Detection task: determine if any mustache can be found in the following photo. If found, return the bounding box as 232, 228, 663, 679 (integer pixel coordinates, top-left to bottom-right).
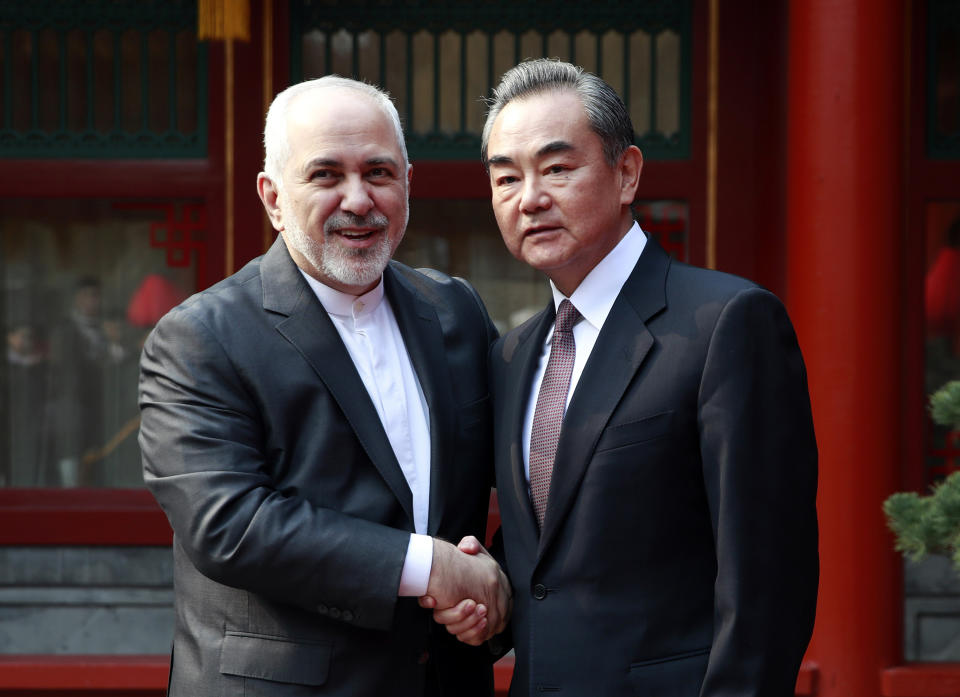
324, 212, 389, 234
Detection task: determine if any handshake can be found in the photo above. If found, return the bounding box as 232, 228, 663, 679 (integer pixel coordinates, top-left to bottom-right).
419, 536, 512, 646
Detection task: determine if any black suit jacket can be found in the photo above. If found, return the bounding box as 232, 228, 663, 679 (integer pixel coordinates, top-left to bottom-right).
491, 236, 818, 697
139, 237, 496, 697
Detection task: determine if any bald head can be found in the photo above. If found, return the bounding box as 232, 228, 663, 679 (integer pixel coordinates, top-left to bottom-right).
262, 76, 408, 189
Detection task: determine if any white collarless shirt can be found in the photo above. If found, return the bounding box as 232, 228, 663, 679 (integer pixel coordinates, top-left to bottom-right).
522, 222, 647, 480
301, 271, 433, 596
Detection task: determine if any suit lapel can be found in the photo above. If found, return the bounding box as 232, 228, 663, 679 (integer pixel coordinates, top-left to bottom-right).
537, 237, 671, 558
500, 304, 556, 554
383, 266, 455, 536
262, 238, 415, 526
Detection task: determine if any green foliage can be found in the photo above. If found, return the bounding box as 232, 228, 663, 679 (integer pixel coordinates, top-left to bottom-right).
884, 381, 960, 570
930, 380, 960, 430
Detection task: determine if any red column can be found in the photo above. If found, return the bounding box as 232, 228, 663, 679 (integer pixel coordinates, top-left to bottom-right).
786, 1, 905, 695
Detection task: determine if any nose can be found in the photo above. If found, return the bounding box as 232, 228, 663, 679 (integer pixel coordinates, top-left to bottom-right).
519, 177, 550, 214
340, 175, 375, 216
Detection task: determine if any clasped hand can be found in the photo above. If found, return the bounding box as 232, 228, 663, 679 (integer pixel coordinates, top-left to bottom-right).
419, 536, 511, 646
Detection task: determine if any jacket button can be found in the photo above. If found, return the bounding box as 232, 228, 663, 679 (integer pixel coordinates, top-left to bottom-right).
342, 610, 354, 622
418, 650, 430, 665
317, 604, 328, 614
532, 583, 547, 600
329, 607, 341, 619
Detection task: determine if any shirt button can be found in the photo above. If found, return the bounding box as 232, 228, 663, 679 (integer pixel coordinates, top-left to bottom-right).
532, 583, 547, 600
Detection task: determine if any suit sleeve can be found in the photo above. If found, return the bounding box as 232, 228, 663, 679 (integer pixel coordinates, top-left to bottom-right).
696, 287, 819, 697
138, 307, 410, 631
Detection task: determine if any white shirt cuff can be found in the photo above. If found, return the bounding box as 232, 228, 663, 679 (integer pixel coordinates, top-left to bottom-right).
397, 533, 433, 596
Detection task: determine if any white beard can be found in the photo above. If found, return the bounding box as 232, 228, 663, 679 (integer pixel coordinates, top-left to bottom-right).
284, 211, 397, 290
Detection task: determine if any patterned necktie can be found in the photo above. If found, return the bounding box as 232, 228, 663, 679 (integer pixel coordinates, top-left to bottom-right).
529, 299, 582, 529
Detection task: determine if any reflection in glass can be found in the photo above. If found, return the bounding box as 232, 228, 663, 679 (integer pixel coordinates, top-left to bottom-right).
399, 198, 688, 335
932, 14, 959, 153
925, 204, 960, 485
1, 200, 200, 488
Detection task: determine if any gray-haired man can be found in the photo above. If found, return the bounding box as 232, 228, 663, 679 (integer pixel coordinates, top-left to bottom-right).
432, 58, 818, 697
140, 76, 508, 697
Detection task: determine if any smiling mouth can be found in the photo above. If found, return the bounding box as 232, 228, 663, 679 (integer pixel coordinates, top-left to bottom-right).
336, 229, 379, 241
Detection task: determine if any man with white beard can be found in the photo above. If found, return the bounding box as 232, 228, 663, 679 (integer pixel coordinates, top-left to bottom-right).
138, 76, 509, 697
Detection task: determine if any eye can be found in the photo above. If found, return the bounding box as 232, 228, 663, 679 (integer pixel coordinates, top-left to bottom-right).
495, 175, 518, 186
367, 166, 391, 178
546, 164, 567, 175
310, 169, 338, 181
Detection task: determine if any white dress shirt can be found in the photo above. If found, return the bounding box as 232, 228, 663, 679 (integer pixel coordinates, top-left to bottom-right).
522, 222, 647, 479
301, 271, 433, 596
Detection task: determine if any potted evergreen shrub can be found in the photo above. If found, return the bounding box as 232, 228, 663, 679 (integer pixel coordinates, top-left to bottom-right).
884, 381, 960, 568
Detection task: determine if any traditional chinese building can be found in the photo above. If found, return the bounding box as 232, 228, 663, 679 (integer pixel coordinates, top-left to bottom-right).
0, 1, 958, 695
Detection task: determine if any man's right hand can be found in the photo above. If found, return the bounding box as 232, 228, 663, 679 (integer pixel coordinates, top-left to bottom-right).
419, 536, 511, 645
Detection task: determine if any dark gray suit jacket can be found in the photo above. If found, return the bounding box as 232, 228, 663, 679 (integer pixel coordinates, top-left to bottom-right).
140, 237, 496, 697
491, 236, 818, 697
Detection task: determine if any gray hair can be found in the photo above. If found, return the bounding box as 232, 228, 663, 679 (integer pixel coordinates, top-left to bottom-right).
481, 59, 635, 170
263, 76, 408, 187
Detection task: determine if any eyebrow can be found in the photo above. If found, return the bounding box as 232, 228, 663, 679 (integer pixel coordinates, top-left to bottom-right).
365, 156, 401, 169
487, 140, 575, 167
487, 155, 514, 167
303, 157, 341, 170
537, 140, 574, 157
302, 156, 401, 170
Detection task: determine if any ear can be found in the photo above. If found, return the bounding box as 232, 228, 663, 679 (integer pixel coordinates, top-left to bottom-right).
406, 163, 414, 190
618, 145, 644, 206
257, 172, 284, 231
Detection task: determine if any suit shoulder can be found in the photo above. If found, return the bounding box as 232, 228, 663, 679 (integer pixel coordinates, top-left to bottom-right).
660, 260, 794, 322
667, 260, 760, 300
388, 261, 480, 309
389, 260, 454, 291
156, 255, 265, 329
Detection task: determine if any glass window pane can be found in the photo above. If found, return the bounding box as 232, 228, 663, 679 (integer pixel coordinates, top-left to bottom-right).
301, 29, 328, 78
491, 31, 515, 90
600, 30, 624, 97
2, 4, 204, 158
398, 199, 688, 333
904, 201, 960, 663
301, 4, 692, 159
1, 199, 201, 488
411, 30, 435, 135
656, 30, 681, 138
329, 29, 353, 78
438, 31, 461, 133
925, 202, 960, 480
546, 30, 569, 63
573, 30, 596, 73
464, 31, 489, 134
929, 1, 960, 157
356, 30, 381, 85
519, 30, 541, 64
37, 28, 59, 132
629, 30, 652, 137
398, 199, 549, 333
384, 31, 409, 125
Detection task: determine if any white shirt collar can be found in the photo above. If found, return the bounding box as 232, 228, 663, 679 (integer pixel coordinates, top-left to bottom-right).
299, 270, 386, 320
549, 221, 647, 331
